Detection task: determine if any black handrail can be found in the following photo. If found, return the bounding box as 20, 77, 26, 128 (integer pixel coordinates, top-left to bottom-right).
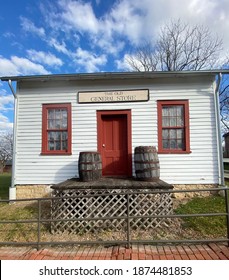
0, 187, 228, 250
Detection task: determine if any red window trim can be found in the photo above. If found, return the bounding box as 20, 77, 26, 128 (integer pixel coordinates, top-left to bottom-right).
41, 103, 72, 155
157, 100, 191, 154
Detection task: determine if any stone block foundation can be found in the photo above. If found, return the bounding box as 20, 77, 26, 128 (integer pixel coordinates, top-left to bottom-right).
15, 183, 218, 200
16, 185, 52, 199
173, 184, 218, 198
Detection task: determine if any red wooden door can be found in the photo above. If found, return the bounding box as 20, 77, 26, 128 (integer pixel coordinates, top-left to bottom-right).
99, 113, 129, 176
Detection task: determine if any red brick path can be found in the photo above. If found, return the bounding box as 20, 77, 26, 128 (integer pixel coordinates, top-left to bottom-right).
0, 244, 228, 260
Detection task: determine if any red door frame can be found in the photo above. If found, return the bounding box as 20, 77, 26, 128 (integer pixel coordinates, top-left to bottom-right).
97, 110, 132, 177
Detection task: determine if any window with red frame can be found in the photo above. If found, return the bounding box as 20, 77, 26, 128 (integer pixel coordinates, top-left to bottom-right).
42, 104, 72, 155
157, 100, 190, 153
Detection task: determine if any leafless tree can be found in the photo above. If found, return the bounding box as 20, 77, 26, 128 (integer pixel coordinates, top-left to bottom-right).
219, 73, 229, 132
127, 19, 229, 131
0, 132, 13, 173
127, 19, 223, 71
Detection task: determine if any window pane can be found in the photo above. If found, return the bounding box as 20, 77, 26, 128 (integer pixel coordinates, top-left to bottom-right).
48, 110, 55, 119
62, 109, 67, 119
162, 128, 185, 150
62, 109, 67, 128
170, 140, 176, 149
170, 129, 176, 139
162, 129, 169, 139
162, 117, 170, 126
176, 116, 184, 126
48, 141, 54, 150
55, 109, 61, 119
162, 105, 185, 127
170, 107, 177, 116
48, 132, 55, 141
47, 108, 68, 129
176, 106, 183, 116
62, 132, 68, 140
48, 119, 55, 129
62, 118, 67, 128
56, 132, 61, 141
55, 119, 61, 129
48, 109, 55, 129
55, 141, 61, 150
47, 131, 68, 151
62, 140, 68, 150
163, 140, 169, 149
177, 129, 183, 139
170, 117, 177, 126
177, 139, 184, 150
162, 107, 170, 116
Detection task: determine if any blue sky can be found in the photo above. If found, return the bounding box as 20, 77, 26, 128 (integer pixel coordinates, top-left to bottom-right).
0, 0, 229, 131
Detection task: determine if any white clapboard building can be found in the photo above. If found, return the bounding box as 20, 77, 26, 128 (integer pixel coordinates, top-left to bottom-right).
1, 71, 226, 199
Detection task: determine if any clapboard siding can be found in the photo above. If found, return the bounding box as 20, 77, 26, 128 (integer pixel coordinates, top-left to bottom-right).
14, 76, 218, 185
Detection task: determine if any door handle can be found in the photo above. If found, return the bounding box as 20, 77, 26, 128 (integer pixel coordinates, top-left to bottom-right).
102, 144, 105, 148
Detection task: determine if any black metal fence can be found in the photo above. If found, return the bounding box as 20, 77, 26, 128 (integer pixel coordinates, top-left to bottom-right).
0, 187, 228, 250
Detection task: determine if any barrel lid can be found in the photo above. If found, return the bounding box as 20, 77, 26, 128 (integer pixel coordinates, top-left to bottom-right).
79, 151, 100, 154
134, 146, 157, 152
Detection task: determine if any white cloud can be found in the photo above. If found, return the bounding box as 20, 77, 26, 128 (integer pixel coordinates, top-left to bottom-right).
0, 90, 14, 132
3, 32, 15, 38
48, 38, 73, 57
0, 57, 19, 76
0, 55, 50, 76
50, 0, 229, 55
115, 54, 133, 71
105, 0, 145, 45
74, 48, 107, 72
20, 16, 46, 38
0, 91, 14, 112
11, 56, 50, 75
26, 49, 63, 67
58, 0, 99, 34
92, 36, 125, 55
0, 114, 10, 123
0, 114, 13, 132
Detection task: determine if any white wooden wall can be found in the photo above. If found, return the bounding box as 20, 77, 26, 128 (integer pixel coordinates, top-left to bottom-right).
15, 76, 218, 185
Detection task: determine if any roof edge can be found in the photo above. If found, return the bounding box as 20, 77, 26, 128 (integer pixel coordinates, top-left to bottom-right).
1, 69, 229, 82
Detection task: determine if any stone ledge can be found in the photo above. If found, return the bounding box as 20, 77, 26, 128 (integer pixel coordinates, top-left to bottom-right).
16, 185, 52, 199
172, 184, 218, 207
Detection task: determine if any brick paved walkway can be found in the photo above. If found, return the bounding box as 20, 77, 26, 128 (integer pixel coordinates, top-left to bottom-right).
0, 244, 228, 260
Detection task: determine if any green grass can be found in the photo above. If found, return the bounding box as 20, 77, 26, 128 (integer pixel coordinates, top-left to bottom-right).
175, 194, 228, 237
0, 173, 11, 199
0, 172, 228, 242
0, 203, 39, 242
0, 173, 41, 242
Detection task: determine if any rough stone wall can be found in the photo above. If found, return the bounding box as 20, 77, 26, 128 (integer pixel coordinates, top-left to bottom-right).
15, 183, 218, 200
16, 185, 52, 199
172, 184, 218, 207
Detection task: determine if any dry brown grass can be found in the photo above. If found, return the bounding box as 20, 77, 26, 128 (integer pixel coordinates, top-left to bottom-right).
0, 195, 227, 245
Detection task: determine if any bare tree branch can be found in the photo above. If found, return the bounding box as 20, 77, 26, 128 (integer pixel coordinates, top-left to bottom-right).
126, 18, 229, 131
0, 132, 13, 173
127, 19, 223, 72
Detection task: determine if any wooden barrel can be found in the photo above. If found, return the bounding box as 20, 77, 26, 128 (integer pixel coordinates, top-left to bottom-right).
134, 146, 160, 181
78, 151, 102, 182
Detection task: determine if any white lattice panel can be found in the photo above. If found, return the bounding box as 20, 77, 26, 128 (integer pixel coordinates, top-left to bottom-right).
51, 189, 173, 234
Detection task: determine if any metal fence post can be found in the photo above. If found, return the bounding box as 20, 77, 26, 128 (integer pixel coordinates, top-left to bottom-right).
126, 193, 130, 248
37, 199, 41, 250
225, 188, 229, 247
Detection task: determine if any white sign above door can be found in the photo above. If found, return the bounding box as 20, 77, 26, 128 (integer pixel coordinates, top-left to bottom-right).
78, 89, 149, 103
